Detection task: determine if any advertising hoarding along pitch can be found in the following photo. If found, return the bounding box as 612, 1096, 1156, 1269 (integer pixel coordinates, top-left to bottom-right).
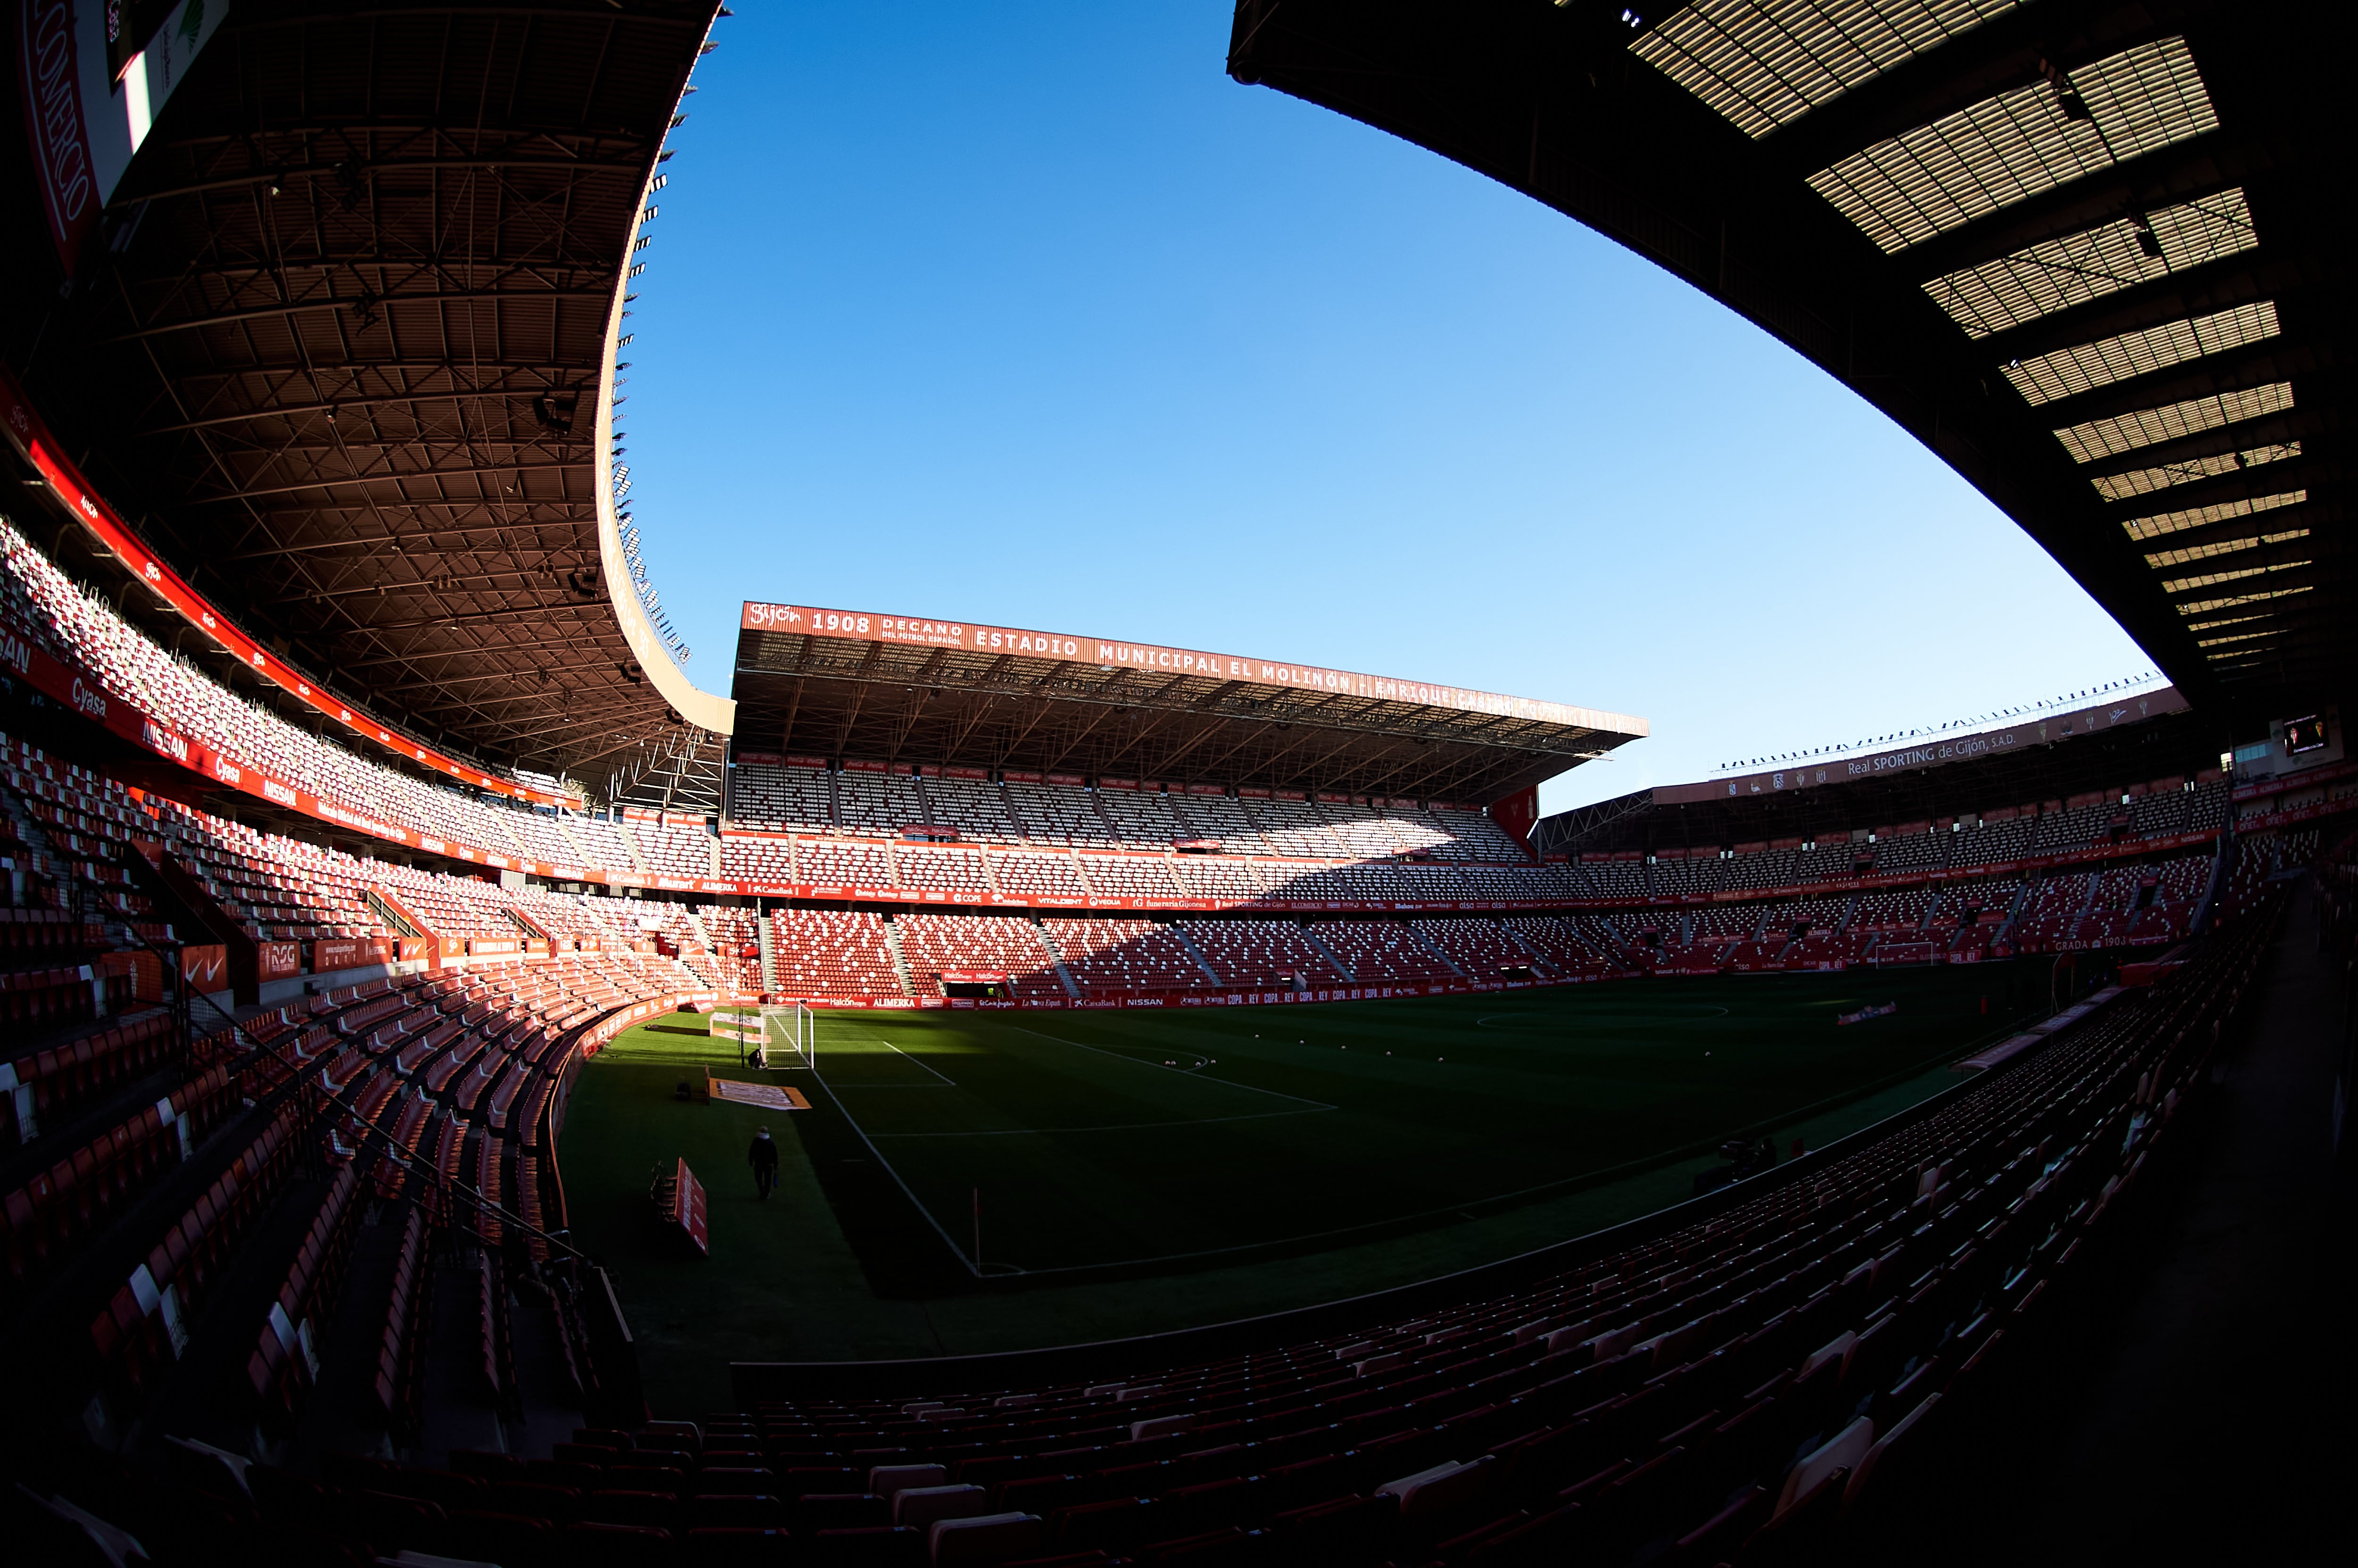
742, 603, 1646, 735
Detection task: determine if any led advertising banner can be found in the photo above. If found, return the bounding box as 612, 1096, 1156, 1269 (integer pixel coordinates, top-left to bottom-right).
743, 602, 1645, 734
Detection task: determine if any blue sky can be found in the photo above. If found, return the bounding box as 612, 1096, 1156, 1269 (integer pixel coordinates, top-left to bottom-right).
621, 3, 2151, 814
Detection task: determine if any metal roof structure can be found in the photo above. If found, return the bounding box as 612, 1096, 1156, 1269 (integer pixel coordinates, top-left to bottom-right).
1, 0, 723, 795
732, 603, 1648, 803
1227, 0, 2352, 721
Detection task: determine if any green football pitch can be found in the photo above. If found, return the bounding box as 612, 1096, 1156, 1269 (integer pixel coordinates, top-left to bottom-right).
558, 962, 2046, 1404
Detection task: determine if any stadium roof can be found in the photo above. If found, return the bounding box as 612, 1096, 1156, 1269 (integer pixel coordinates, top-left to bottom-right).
1537, 692, 2222, 856
0, 0, 724, 792
1227, 0, 2353, 722
731, 602, 1649, 802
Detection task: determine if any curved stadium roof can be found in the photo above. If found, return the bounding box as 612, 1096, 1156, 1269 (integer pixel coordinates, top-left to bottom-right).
1, 0, 723, 795
1228, 0, 2352, 721
733, 601, 1648, 802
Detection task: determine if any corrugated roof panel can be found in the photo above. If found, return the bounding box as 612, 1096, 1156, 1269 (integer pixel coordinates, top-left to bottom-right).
1926, 190, 2255, 338
2143, 529, 2308, 572
1633, 0, 2018, 139
1809, 37, 2216, 253
2053, 378, 2290, 465
2123, 489, 2307, 544
2175, 582, 2313, 617
2002, 300, 2277, 406
2093, 442, 2300, 502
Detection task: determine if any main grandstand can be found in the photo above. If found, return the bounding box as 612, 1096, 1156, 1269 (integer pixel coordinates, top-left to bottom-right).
0, 4, 2350, 1567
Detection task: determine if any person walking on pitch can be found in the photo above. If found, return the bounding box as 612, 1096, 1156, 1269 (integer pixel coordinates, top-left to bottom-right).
748, 1126, 779, 1200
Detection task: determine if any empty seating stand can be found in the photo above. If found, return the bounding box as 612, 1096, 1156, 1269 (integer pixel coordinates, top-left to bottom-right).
70, 890, 2281, 1568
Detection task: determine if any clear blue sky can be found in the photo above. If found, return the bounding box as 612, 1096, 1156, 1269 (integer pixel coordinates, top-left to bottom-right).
621, 3, 2151, 815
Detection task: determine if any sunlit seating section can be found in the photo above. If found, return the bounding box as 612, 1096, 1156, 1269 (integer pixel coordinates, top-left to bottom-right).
730, 761, 836, 831
896, 844, 992, 894
1171, 855, 1287, 903
797, 839, 897, 889
1172, 791, 1271, 854
767, 910, 903, 998
718, 835, 797, 883
895, 913, 1066, 999
1428, 803, 1530, 862
1247, 795, 1347, 858
1318, 799, 1415, 861
1078, 854, 1182, 900
1042, 918, 1209, 992
989, 849, 1090, 900
628, 820, 714, 879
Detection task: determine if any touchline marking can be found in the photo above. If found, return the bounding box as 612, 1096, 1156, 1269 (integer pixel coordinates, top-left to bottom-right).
868, 1107, 1334, 1139
1008, 1025, 1337, 1111
795, 1054, 981, 1278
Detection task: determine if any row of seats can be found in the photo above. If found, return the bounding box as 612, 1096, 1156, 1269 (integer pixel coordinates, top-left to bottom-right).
69, 888, 2278, 1568
729, 763, 1530, 864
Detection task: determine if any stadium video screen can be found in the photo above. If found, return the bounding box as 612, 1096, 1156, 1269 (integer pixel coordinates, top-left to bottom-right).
2284, 714, 2330, 755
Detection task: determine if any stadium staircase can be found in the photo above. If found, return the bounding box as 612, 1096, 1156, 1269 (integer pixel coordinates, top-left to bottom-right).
880, 919, 917, 998
1988, 884, 2034, 953
1411, 923, 1470, 978
612, 823, 655, 880
1029, 922, 1085, 999
1499, 925, 1560, 979
1167, 925, 1226, 987
2190, 832, 2235, 935
757, 914, 777, 994
1301, 926, 1356, 982
548, 815, 598, 868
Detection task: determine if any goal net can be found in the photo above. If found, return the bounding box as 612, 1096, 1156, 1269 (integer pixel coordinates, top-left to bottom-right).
761, 1003, 815, 1069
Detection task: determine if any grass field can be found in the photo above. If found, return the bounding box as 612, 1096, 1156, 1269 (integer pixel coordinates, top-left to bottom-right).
558, 962, 2046, 1403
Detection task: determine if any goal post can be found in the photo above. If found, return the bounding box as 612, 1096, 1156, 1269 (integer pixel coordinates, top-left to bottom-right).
755, 1003, 814, 1069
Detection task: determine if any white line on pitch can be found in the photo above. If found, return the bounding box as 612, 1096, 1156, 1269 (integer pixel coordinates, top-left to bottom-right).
867, 1106, 1335, 1138
1008, 1026, 1337, 1111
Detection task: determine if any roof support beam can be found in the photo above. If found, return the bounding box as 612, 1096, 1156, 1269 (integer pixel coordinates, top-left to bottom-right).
2034, 335, 2325, 429
107, 289, 610, 343
2124, 499, 2336, 556
1899, 130, 2259, 282
2106, 454, 2330, 520
191, 458, 581, 505
1760, 2, 2190, 178
1974, 249, 2303, 367
2167, 561, 2328, 604
2076, 406, 2320, 479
